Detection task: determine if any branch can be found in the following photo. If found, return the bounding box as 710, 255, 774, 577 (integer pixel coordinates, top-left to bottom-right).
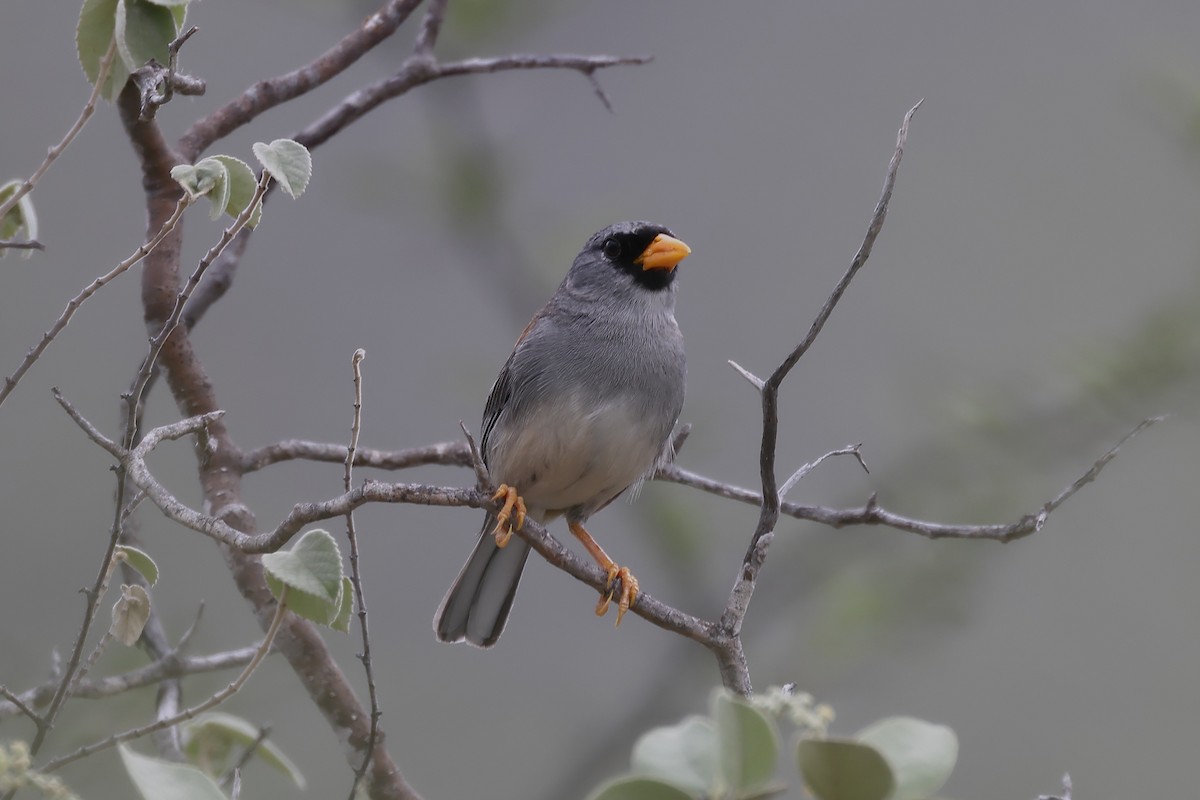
0, 646, 257, 721
713, 101, 922, 694
41, 596, 288, 773
343, 351, 385, 800
241, 438, 473, 473
0, 196, 192, 409
178, 0, 425, 159
658, 416, 1159, 541
0, 239, 45, 252
294, 53, 650, 151
0, 37, 117, 223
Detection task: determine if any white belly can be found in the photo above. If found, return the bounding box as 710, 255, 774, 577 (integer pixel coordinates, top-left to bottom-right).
488, 391, 663, 517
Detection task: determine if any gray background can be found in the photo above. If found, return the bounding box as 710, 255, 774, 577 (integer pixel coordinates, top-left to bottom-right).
2, 1, 1198, 798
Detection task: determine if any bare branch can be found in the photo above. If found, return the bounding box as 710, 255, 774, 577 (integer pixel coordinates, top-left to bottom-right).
727, 359, 765, 391
0, 686, 41, 727
0, 196, 192, 409
178, 0, 425, 159
658, 416, 1160, 541
0, 37, 117, 223
412, 0, 449, 57
459, 422, 490, 488
0, 239, 45, 252
295, 53, 650, 151
344, 350, 385, 800
778, 443, 868, 499
241, 438, 473, 473
0, 646, 257, 721
221, 724, 272, 791
42, 596, 288, 773
710, 102, 922, 693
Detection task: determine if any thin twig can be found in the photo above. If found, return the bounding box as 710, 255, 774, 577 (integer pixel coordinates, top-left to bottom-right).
41, 594, 288, 773
0, 38, 117, 223
412, 0, 449, 57
0, 686, 40, 726
716, 101, 923, 694
0, 645, 258, 721
778, 444, 868, 498
221, 724, 272, 791
345, 350, 384, 800
0, 195, 192, 408
459, 421, 490, 488
240, 438, 473, 473
0, 239, 45, 252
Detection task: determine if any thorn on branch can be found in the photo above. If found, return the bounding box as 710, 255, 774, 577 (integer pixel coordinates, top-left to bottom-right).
728, 360, 765, 391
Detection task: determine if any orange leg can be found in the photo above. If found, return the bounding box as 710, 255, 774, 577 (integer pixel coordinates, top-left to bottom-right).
491, 484, 527, 548
568, 520, 640, 626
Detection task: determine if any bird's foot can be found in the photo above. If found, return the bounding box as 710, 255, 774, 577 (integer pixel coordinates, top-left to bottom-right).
490, 484, 526, 548
595, 565, 640, 627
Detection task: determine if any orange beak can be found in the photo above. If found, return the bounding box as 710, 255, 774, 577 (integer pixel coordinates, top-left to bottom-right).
633, 233, 692, 271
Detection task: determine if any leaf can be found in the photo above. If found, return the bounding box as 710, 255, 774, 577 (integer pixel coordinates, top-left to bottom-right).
210, 155, 262, 226
797, 738, 894, 800
330, 576, 355, 633
114, 0, 174, 74
119, 744, 228, 800
181, 712, 306, 789
631, 715, 718, 795
856, 717, 958, 800
111, 584, 151, 646
585, 776, 696, 800
77, 0, 126, 101
261, 529, 345, 625
171, 161, 224, 201
712, 689, 779, 796
116, 545, 159, 585
0, 180, 38, 259
252, 139, 312, 198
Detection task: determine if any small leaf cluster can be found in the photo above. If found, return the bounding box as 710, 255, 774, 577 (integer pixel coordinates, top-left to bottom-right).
171, 139, 313, 225
587, 689, 958, 800
77, 0, 191, 102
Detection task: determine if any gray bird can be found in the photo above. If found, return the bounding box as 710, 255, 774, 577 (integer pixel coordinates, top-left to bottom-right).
434, 221, 691, 647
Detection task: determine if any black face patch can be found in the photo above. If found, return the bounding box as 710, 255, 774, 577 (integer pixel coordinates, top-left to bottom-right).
590, 222, 678, 292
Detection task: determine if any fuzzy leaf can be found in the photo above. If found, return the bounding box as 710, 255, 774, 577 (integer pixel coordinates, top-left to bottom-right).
116, 545, 159, 586
252, 139, 311, 198
120, 744, 227, 800
631, 715, 717, 795
712, 689, 779, 795
261, 529, 344, 625
586, 776, 695, 800
857, 717, 958, 800
797, 738, 894, 800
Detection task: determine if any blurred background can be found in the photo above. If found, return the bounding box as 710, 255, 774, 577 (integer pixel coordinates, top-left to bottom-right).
2, 1, 1199, 798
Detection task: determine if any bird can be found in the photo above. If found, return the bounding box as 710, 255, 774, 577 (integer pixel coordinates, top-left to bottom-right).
434, 221, 691, 647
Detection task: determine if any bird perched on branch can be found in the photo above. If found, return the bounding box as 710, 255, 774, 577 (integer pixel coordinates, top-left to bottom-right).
434, 221, 691, 647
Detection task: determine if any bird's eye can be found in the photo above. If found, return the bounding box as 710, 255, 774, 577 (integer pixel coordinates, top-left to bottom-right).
603, 238, 622, 260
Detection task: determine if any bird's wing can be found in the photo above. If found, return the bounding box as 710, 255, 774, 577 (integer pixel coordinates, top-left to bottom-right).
479, 308, 548, 466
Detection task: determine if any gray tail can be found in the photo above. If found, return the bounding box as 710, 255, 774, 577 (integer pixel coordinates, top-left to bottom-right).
434, 516, 532, 647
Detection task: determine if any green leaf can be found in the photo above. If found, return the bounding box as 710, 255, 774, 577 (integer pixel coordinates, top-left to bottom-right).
261, 529, 344, 625
114, 0, 174, 74
181, 712, 306, 789
330, 576, 354, 633
631, 715, 717, 795
0, 180, 38, 259
116, 545, 159, 586
77, 0, 126, 101
111, 584, 151, 646
856, 717, 958, 800
170, 4, 187, 33
797, 738, 894, 800
119, 744, 228, 800
712, 689, 779, 796
252, 139, 312, 198
585, 776, 696, 800
210, 155, 261, 225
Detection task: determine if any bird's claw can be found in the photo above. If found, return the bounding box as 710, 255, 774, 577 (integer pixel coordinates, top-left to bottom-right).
491, 484, 526, 548
594, 565, 639, 627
